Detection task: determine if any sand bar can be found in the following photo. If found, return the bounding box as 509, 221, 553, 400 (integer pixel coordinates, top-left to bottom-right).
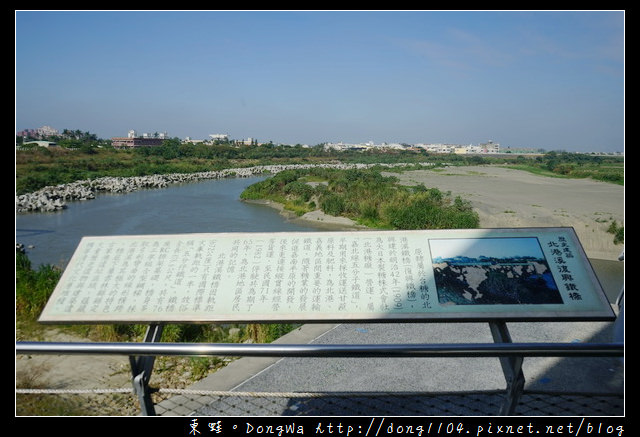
391, 165, 624, 261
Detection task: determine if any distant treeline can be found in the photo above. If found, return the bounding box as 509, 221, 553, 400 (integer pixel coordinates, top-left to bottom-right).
16, 136, 623, 195
505, 151, 624, 185
240, 166, 480, 230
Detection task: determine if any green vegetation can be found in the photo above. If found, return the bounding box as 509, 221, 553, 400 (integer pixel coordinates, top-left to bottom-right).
241, 167, 480, 230
15, 387, 92, 416
16, 145, 242, 195
607, 220, 624, 245
502, 151, 624, 185
16, 251, 63, 325
15, 141, 449, 195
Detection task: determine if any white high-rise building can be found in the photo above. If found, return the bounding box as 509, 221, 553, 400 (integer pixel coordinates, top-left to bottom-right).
209, 134, 230, 141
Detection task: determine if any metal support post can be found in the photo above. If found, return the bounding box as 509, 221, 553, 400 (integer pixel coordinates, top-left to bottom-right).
129, 324, 164, 416
489, 321, 525, 416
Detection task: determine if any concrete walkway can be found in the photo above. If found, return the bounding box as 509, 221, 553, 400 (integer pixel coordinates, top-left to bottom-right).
155, 317, 623, 416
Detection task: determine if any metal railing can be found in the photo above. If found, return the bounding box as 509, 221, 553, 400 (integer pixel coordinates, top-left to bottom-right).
16, 340, 623, 358
16, 330, 624, 416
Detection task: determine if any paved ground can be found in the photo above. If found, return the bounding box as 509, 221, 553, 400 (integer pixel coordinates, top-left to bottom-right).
155, 317, 624, 416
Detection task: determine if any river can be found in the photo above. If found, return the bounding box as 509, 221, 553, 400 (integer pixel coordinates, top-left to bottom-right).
15, 176, 321, 269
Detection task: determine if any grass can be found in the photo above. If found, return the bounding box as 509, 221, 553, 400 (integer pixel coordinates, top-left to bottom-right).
503, 160, 623, 185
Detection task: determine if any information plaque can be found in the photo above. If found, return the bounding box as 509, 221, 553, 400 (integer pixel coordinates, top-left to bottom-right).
38, 228, 615, 324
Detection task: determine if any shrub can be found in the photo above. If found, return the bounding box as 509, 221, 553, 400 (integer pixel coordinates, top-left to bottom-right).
283, 181, 314, 202
384, 194, 479, 230
359, 201, 379, 221
320, 193, 346, 216
16, 252, 61, 321
607, 220, 624, 245
246, 324, 299, 343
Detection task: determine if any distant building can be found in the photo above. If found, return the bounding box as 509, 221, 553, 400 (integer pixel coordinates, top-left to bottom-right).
17, 125, 60, 139
111, 137, 165, 148
455, 141, 500, 154
184, 137, 206, 144
209, 134, 230, 142
141, 132, 169, 139
22, 140, 59, 148
479, 141, 500, 153
235, 137, 258, 146
111, 130, 168, 148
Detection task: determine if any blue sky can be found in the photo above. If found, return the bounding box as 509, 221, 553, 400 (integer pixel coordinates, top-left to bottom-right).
15, 10, 624, 152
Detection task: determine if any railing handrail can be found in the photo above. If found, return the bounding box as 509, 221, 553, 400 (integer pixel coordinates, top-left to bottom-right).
16, 340, 624, 358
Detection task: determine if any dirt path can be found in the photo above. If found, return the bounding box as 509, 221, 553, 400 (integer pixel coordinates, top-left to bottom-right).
16, 327, 202, 415
16, 328, 139, 415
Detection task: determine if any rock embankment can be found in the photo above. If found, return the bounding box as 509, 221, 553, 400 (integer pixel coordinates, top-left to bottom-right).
16, 162, 434, 213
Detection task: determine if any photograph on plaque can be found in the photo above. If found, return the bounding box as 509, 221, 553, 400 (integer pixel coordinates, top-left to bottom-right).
429, 237, 563, 306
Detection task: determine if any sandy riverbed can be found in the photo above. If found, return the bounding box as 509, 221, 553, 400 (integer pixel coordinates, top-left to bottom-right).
389, 165, 624, 261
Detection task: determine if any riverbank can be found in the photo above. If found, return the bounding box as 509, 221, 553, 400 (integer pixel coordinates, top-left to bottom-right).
244, 198, 368, 230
